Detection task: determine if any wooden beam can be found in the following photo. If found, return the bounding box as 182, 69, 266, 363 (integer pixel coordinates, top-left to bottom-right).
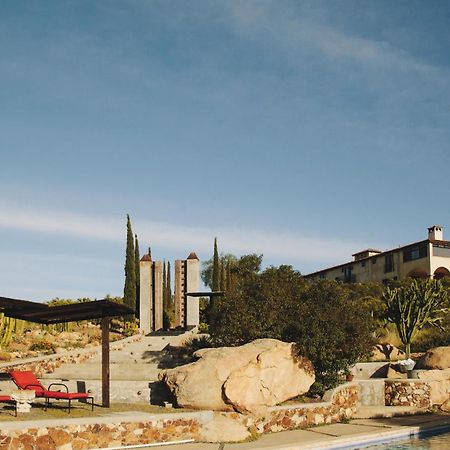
101, 316, 110, 407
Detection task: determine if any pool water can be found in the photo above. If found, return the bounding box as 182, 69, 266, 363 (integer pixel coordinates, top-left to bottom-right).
362, 431, 450, 449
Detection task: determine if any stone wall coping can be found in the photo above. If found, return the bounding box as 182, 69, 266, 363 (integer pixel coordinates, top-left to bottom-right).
385, 379, 430, 384
268, 401, 329, 412
0, 333, 142, 371
0, 409, 211, 431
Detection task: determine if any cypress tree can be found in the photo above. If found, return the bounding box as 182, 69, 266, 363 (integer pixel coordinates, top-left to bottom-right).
134, 234, 140, 317
167, 261, 172, 305
212, 237, 220, 292
226, 262, 232, 291
162, 261, 167, 311
220, 262, 225, 291
123, 215, 136, 316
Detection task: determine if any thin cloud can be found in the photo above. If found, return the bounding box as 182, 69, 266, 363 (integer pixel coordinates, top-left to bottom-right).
0, 204, 384, 267
225, 1, 442, 78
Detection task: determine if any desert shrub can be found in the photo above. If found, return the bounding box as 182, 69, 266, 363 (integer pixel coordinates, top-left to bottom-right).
183, 335, 213, 354
197, 322, 209, 334
29, 340, 56, 354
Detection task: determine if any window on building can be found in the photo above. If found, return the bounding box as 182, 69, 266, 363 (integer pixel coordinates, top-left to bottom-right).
403, 244, 428, 262
343, 266, 354, 283
361, 261, 366, 267
384, 254, 394, 273
372, 258, 377, 264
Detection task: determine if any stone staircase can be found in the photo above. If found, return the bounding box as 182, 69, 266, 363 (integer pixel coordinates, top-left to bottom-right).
36, 330, 197, 404
41, 331, 192, 382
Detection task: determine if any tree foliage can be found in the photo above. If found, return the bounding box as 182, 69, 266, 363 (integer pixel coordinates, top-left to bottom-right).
212, 238, 220, 292
208, 262, 376, 394
201, 253, 237, 289
123, 214, 136, 317
134, 234, 140, 317
383, 278, 449, 358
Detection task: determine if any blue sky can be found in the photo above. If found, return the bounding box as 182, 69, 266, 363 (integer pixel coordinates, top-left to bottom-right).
1, 0, 450, 301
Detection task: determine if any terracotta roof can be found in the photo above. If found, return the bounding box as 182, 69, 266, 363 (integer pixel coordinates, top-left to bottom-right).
140, 254, 152, 262
187, 252, 199, 260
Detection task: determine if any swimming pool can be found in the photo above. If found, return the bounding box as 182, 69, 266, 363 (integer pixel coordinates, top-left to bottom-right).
362, 430, 450, 449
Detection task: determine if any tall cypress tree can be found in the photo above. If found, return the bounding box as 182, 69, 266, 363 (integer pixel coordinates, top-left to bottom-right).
162, 261, 167, 311
220, 262, 225, 291
123, 215, 136, 317
166, 261, 172, 305
134, 234, 140, 317
212, 237, 220, 292
226, 262, 232, 291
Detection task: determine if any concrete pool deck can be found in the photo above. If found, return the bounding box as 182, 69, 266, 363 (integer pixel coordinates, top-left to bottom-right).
164, 413, 450, 450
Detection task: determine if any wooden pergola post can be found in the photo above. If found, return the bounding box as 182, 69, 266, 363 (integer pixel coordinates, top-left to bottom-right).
101, 316, 110, 407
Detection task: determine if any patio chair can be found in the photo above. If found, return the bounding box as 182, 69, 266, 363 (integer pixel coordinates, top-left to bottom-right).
9, 370, 94, 413
0, 395, 16, 416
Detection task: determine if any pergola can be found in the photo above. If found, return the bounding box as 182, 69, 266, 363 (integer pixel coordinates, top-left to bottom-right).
0, 296, 135, 407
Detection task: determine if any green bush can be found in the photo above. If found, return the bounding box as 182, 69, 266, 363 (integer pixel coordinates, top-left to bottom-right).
208, 264, 376, 394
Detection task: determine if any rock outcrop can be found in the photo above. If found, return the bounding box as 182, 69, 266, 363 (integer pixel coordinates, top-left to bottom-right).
159, 339, 315, 415
416, 346, 450, 370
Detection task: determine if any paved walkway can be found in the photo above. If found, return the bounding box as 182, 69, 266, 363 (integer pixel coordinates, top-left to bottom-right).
163, 413, 449, 450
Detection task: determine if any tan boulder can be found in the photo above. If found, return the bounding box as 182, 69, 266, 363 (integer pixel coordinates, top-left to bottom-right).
441, 398, 450, 413
198, 414, 251, 442
224, 350, 315, 415
416, 347, 450, 370
370, 344, 405, 361
386, 364, 407, 379
159, 339, 315, 415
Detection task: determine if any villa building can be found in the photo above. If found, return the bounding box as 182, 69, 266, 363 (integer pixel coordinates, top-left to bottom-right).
305, 225, 450, 283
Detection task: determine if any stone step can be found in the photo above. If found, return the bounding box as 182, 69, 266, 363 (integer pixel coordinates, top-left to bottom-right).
42, 363, 162, 381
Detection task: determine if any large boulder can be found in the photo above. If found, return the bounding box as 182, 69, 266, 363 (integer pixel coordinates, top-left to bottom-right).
416, 346, 450, 370
158, 339, 315, 415
370, 344, 405, 361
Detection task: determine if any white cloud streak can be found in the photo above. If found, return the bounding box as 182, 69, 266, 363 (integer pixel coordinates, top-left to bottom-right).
0, 204, 383, 269
225, 1, 442, 78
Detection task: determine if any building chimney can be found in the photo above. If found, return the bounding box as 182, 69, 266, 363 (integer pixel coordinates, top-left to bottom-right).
428, 225, 443, 241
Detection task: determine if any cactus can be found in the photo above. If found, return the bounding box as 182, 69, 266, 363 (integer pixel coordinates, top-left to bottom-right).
0, 316, 15, 348
383, 279, 449, 358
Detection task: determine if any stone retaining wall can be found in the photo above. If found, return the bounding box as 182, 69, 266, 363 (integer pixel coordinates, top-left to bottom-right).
0, 383, 360, 448
235, 384, 360, 434
384, 380, 431, 407
0, 415, 201, 449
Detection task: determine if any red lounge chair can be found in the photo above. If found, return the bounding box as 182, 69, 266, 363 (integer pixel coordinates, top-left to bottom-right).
0, 395, 16, 416
10, 370, 94, 413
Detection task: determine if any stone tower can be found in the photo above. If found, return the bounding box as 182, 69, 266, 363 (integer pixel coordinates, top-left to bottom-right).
139, 253, 164, 334
174, 252, 200, 329
140, 251, 200, 332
